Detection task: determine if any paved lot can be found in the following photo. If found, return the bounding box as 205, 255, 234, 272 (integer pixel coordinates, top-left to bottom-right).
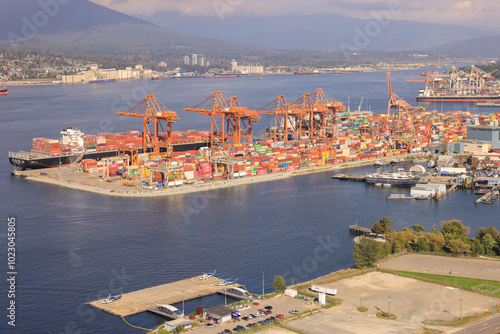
446, 314, 500, 334
192, 295, 314, 334
378, 254, 500, 281
286, 272, 496, 334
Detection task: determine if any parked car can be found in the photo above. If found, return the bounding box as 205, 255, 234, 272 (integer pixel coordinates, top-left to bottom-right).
233, 325, 246, 332
276, 314, 284, 319
289, 309, 299, 315
224, 330, 233, 334
264, 305, 273, 310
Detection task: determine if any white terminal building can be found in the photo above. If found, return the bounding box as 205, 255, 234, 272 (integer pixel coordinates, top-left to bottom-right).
231, 59, 264, 74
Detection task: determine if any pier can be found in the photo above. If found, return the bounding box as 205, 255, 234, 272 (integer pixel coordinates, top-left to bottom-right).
349, 224, 372, 235
475, 185, 500, 204
435, 183, 459, 200
88, 276, 241, 317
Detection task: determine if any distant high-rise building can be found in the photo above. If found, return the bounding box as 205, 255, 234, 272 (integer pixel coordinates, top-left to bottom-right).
192, 54, 198, 66
199, 56, 205, 67
183, 55, 190, 65
231, 59, 237, 72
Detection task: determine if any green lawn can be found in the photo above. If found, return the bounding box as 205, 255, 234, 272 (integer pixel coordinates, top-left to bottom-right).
380, 270, 500, 297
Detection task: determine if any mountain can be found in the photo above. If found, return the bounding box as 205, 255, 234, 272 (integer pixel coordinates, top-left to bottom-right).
0, 0, 266, 61
140, 11, 500, 53
430, 36, 500, 58
0, 0, 154, 38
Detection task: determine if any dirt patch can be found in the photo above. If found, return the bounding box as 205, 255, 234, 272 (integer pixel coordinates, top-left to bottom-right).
378, 253, 500, 281
286, 271, 496, 334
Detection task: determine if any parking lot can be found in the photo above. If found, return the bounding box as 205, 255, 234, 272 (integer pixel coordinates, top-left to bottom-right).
191, 295, 315, 334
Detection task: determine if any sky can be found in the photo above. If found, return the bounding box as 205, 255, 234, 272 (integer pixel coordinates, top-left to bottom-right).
90, 0, 500, 29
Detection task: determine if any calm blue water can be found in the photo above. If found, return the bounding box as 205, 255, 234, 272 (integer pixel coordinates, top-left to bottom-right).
1, 67, 499, 333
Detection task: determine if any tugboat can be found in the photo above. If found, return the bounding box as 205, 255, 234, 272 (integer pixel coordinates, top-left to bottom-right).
0, 87, 7, 95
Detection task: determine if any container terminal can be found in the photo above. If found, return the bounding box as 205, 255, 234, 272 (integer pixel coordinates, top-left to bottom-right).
8, 72, 500, 196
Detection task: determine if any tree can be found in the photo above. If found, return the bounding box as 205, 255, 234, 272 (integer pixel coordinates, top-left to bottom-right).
476, 226, 500, 241
353, 237, 380, 268
430, 224, 438, 235
272, 275, 287, 292
195, 306, 204, 316
470, 239, 485, 256
447, 239, 471, 255
412, 237, 429, 252
372, 217, 391, 234
481, 234, 494, 255
371, 222, 385, 234
380, 217, 392, 232
440, 220, 470, 242
410, 224, 424, 233
422, 232, 446, 252
386, 229, 414, 253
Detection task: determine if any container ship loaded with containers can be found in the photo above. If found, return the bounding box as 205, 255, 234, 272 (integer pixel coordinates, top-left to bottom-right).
417, 65, 500, 102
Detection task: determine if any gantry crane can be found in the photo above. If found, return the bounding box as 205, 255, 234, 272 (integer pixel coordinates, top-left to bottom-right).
183, 91, 261, 147
116, 94, 179, 160
291, 88, 346, 145
386, 72, 424, 151
256, 95, 306, 143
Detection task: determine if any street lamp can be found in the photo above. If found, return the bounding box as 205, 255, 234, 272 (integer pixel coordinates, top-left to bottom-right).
388, 295, 391, 317
459, 298, 463, 320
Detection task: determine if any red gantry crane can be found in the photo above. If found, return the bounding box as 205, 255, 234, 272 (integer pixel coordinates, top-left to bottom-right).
291, 88, 346, 145
116, 94, 179, 158
256, 95, 307, 143
183, 91, 261, 147
386, 72, 424, 150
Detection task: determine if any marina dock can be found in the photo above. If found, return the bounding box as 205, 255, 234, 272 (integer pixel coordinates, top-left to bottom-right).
88, 276, 241, 317
475, 185, 500, 204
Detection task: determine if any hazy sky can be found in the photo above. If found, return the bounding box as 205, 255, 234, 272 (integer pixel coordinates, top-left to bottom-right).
90, 0, 500, 28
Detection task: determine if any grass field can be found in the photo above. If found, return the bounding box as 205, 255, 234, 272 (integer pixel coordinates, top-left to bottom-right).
380, 269, 500, 298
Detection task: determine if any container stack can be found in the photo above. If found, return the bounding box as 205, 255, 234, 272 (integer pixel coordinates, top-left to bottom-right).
32, 138, 60, 156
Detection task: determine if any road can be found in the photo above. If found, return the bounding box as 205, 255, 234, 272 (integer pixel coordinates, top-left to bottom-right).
448, 314, 500, 334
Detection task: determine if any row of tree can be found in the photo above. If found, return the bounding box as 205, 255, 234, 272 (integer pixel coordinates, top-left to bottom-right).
353, 217, 500, 268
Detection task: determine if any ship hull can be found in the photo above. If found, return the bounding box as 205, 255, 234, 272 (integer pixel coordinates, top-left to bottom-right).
9, 141, 210, 169
0, 88, 7, 95
89, 79, 117, 84
365, 177, 419, 186
417, 95, 500, 102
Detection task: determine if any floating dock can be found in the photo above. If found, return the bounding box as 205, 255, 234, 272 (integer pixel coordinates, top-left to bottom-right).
88, 276, 241, 317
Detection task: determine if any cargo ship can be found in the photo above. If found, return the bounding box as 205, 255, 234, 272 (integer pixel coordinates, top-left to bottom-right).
293, 71, 320, 75
89, 78, 117, 84
9, 128, 210, 170
214, 73, 243, 78
416, 65, 500, 102
0, 87, 7, 95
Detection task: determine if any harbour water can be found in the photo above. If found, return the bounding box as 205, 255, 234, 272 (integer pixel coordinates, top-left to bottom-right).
1, 68, 499, 333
